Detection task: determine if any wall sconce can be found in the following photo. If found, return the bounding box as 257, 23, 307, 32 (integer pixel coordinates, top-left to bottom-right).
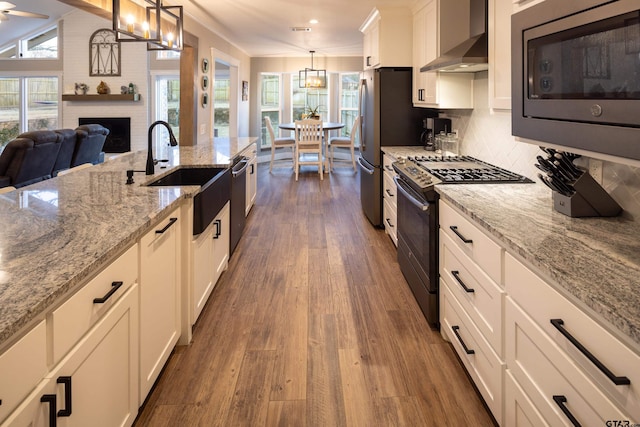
299, 50, 327, 88
112, 0, 183, 51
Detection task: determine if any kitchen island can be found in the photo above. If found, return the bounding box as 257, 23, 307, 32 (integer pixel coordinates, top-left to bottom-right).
0, 137, 256, 351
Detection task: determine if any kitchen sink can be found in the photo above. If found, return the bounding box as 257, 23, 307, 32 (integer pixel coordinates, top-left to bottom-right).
148, 167, 231, 235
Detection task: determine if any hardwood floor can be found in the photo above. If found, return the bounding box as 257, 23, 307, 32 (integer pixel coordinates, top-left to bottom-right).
134, 164, 495, 426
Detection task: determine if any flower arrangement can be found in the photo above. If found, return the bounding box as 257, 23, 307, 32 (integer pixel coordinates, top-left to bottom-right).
74, 83, 89, 95
306, 105, 320, 119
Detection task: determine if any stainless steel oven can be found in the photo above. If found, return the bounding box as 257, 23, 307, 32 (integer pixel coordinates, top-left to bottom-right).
512, 0, 640, 160
394, 175, 439, 326
393, 156, 532, 328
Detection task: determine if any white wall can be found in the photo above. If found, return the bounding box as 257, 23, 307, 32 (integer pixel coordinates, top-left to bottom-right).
443, 72, 640, 220
61, 9, 151, 153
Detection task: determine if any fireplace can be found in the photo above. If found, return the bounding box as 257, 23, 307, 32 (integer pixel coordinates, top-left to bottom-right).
79, 117, 131, 153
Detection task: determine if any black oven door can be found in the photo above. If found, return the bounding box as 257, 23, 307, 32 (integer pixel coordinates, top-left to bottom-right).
394, 176, 439, 326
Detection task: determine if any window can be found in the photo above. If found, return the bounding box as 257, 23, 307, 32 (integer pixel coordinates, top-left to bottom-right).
339, 73, 360, 143
260, 74, 281, 149
21, 27, 59, 59
153, 75, 180, 156
292, 74, 328, 120
0, 77, 59, 150
213, 74, 230, 137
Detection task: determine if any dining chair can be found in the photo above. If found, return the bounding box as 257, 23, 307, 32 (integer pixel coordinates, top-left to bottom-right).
328, 116, 360, 172
294, 119, 324, 181
264, 116, 295, 172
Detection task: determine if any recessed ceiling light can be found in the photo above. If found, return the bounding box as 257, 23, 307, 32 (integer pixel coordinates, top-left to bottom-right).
309, 19, 318, 24
290, 26, 311, 32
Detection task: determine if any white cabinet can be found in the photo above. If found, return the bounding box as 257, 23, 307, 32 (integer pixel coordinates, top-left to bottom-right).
3, 284, 139, 427
245, 143, 257, 216
412, 0, 474, 109
139, 210, 181, 402
382, 154, 398, 246
505, 253, 640, 424
438, 199, 505, 425
360, 7, 413, 70
191, 202, 230, 325
0, 322, 47, 423
488, 0, 513, 110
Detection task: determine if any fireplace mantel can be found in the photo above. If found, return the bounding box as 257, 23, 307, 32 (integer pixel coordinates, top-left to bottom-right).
62, 94, 141, 102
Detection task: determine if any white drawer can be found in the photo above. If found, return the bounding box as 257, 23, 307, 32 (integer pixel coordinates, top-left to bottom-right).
0, 321, 47, 423
505, 369, 549, 427
383, 197, 397, 246
382, 153, 396, 173
439, 200, 502, 284
382, 171, 397, 209
50, 244, 138, 364
440, 230, 504, 357
441, 282, 504, 424
506, 297, 630, 426
506, 253, 640, 421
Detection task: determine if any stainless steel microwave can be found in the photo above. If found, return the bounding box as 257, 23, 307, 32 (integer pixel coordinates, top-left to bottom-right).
512, 0, 640, 160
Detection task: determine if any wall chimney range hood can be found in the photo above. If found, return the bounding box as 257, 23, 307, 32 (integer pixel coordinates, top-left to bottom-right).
421, 0, 488, 72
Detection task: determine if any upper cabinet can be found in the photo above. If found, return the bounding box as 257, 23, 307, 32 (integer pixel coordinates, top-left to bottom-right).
360, 7, 413, 70
488, 0, 513, 110
412, 0, 474, 109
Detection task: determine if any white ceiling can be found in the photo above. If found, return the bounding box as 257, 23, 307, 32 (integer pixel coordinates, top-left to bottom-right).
0, 0, 417, 57
183, 0, 417, 57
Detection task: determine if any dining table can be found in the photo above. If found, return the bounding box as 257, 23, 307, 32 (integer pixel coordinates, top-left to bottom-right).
279, 121, 345, 171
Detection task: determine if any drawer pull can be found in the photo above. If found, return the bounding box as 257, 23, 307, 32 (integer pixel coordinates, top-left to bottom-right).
385, 189, 394, 197
57, 376, 72, 417
552, 395, 581, 427
155, 217, 178, 234
449, 226, 473, 244
213, 219, 222, 239
452, 325, 475, 355
550, 319, 630, 386
93, 281, 123, 304
40, 394, 57, 427
385, 218, 394, 228
451, 270, 474, 293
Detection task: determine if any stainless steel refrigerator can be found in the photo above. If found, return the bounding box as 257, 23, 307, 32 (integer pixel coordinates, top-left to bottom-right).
358, 67, 429, 227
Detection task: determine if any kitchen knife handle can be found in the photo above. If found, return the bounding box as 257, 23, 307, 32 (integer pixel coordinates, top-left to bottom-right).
451, 270, 474, 293
449, 226, 472, 244
552, 396, 581, 427
451, 326, 475, 355
550, 319, 630, 385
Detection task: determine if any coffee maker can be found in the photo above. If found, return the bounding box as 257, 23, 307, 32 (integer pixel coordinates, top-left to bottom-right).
421, 117, 452, 151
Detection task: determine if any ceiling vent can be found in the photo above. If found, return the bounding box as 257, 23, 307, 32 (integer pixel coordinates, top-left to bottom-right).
290, 27, 311, 32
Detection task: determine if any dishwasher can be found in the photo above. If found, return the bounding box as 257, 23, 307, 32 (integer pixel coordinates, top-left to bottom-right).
230, 155, 249, 256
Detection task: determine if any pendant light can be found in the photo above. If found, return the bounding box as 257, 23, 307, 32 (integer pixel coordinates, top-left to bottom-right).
112, 0, 183, 51
299, 50, 327, 88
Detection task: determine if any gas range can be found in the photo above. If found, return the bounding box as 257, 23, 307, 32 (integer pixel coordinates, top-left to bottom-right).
392, 155, 533, 196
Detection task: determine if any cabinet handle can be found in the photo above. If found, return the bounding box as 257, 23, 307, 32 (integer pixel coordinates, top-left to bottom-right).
552, 395, 581, 427
550, 319, 630, 385
385, 218, 394, 228
451, 325, 475, 355
449, 226, 473, 244
385, 189, 394, 197
366, 56, 372, 67
155, 217, 178, 234
56, 376, 72, 417
250, 163, 255, 174
213, 219, 221, 239
40, 394, 57, 427
451, 270, 474, 293
93, 281, 123, 304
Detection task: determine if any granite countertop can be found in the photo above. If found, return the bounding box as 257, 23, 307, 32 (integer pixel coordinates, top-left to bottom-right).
382, 146, 640, 351
0, 137, 256, 350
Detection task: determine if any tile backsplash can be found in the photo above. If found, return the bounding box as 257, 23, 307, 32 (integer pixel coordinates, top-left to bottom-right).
440, 72, 640, 220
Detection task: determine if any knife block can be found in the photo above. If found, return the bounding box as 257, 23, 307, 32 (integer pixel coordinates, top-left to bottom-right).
552, 172, 622, 217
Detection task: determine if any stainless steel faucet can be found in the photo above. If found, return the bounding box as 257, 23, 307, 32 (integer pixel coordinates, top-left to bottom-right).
146, 120, 178, 175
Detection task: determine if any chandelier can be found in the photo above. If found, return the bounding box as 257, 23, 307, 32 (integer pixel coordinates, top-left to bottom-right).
112, 0, 183, 51
299, 51, 327, 89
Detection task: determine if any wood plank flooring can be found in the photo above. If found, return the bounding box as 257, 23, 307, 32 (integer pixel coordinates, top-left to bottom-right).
134, 164, 496, 426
